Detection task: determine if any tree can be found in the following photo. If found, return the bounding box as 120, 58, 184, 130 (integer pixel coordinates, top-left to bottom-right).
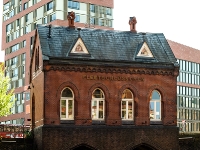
0, 63, 14, 117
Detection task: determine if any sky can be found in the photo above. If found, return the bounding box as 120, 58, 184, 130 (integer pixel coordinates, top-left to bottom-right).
0, 0, 200, 62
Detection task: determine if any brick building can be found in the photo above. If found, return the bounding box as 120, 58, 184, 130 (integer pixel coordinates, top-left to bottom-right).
29, 16, 179, 149
1, 0, 113, 125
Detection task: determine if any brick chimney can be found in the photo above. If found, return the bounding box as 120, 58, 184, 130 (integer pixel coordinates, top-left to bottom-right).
67, 11, 75, 28
129, 16, 137, 33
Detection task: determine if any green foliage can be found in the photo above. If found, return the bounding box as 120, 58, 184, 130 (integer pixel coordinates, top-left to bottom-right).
24, 130, 34, 139
0, 63, 14, 117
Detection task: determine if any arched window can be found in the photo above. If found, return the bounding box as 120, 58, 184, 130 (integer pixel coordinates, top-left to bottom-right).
91, 89, 105, 120
150, 90, 161, 120
60, 88, 74, 120
121, 89, 134, 120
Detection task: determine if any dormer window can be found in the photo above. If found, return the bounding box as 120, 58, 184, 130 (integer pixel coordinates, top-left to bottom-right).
137, 42, 154, 58
70, 38, 89, 54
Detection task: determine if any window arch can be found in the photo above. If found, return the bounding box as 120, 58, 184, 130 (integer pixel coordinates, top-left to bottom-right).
91, 88, 105, 120
60, 87, 74, 120
121, 89, 134, 120
150, 90, 161, 120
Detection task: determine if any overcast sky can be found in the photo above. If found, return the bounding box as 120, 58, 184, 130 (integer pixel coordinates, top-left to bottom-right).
1, 0, 200, 62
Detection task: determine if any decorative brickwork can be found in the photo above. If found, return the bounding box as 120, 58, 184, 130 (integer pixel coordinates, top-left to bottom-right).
30, 23, 179, 149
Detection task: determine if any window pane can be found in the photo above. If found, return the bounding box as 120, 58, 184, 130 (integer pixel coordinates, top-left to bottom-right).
43, 16, 47, 24
128, 101, 133, 119
156, 102, 161, 119
68, 0, 72, 8
152, 91, 160, 100
99, 101, 103, 118
47, 1, 53, 11
68, 100, 73, 119
93, 89, 104, 98
122, 89, 132, 99
61, 100, 66, 118
62, 88, 73, 97
4, 3, 10, 11
150, 102, 154, 119
50, 13, 56, 22
92, 101, 97, 119
121, 101, 126, 119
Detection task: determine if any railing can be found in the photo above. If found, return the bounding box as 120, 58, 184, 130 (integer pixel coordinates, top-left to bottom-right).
0, 124, 30, 138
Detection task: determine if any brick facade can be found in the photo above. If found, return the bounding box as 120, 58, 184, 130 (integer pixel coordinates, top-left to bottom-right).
30, 60, 179, 149
30, 19, 179, 149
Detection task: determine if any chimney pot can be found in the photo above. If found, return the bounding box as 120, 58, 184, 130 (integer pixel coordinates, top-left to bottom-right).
67, 11, 75, 28
129, 16, 137, 33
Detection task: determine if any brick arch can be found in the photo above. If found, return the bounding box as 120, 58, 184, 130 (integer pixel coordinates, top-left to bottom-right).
70, 143, 97, 150
130, 142, 158, 150
147, 85, 166, 102
87, 83, 110, 100
118, 84, 139, 101
125, 141, 162, 150
56, 81, 80, 99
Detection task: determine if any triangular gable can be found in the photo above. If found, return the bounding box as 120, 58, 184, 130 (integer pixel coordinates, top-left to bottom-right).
70, 38, 89, 54
137, 42, 153, 57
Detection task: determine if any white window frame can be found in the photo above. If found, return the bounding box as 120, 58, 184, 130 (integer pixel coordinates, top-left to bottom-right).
60, 88, 74, 120
121, 89, 134, 120
150, 90, 161, 121
91, 89, 105, 120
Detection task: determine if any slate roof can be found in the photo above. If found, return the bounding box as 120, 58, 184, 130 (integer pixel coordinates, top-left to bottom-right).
37, 24, 177, 65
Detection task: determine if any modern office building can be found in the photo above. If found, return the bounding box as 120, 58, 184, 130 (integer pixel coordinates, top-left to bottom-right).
0, 0, 113, 125
168, 40, 200, 133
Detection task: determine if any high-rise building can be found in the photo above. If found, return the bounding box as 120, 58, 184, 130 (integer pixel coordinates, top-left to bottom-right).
0, 0, 113, 125
168, 40, 200, 133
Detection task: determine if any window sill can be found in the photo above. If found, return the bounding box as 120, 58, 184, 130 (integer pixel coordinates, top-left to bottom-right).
92, 120, 105, 125
122, 120, 134, 125
60, 120, 74, 124
150, 121, 162, 125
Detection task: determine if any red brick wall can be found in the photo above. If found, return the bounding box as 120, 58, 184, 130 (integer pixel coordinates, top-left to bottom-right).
30, 32, 44, 128
32, 64, 178, 127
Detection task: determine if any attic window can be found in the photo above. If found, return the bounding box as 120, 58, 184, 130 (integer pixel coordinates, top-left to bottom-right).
70, 38, 89, 54
137, 42, 154, 58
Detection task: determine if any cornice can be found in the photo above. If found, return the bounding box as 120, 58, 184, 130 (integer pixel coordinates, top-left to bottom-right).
44, 65, 179, 76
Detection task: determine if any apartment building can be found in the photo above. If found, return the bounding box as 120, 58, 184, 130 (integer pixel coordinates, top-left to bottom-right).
0, 0, 113, 125
169, 40, 200, 133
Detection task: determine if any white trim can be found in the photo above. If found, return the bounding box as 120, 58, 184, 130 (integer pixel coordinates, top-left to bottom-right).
150, 90, 161, 121
137, 42, 153, 57
70, 38, 89, 54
